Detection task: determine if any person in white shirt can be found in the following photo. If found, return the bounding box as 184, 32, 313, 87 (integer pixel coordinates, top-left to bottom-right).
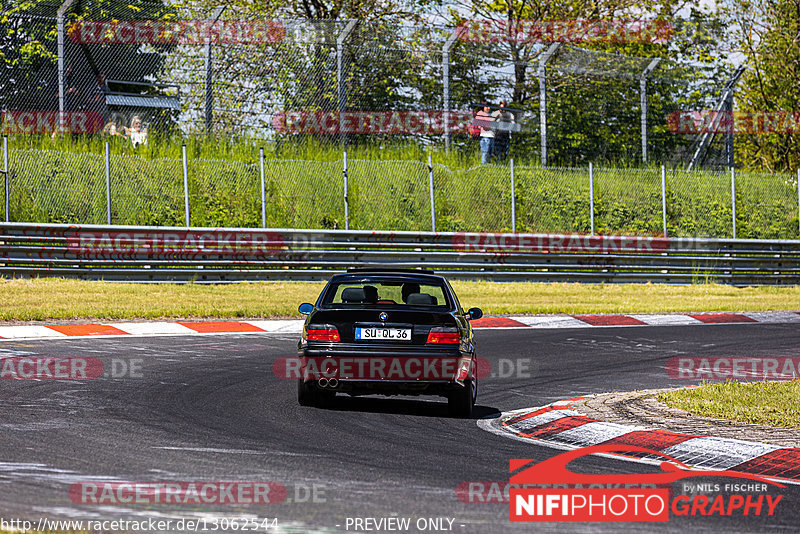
126, 116, 148, 147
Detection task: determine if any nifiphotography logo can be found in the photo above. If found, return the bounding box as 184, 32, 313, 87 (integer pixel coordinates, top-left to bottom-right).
509, 444, 784, 522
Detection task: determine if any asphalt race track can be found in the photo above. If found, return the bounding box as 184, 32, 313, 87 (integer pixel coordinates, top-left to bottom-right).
1, 324, 799, 533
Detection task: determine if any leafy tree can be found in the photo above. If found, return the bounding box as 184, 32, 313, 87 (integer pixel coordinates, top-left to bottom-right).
442, 0, 734, 165
728, 0, 800, 172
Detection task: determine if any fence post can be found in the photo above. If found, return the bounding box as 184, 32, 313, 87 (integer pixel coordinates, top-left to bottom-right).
182, 144, 190, 227
589, 162, 595, 235
204, 6, 226, 133
731, 166, 736, 239
260, 147, 266, 228
798, 168, 800, 238
56, 0, 75, 131
640, 58, 661, 165
661, 165, 667, 237
343, 151, 349, 230
4, 135, 8, 222
442, 28, 460, 153
538, 43, 560, 167
105, 141, 111, 225
337, 20, 358, 148
428, 154, 436, 232
510, 158, 516, 233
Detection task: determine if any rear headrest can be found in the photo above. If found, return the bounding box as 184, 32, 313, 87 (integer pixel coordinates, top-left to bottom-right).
402, 283, 421, 302
405, 292, 437, 305
341, 287, 366, 302
363, 285, 378, 303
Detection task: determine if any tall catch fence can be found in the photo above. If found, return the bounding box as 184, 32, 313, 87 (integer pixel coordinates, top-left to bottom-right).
2, 1, 734, 168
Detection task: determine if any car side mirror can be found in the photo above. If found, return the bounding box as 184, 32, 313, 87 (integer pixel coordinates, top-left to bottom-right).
467, 307, 483, 320
298, 303, 314, 315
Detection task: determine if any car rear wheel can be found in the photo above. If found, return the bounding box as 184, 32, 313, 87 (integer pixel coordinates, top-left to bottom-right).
298, 380, 336, 408
448, 379, 476, 418
316, 388, 335, 408
298, 379, 317, 407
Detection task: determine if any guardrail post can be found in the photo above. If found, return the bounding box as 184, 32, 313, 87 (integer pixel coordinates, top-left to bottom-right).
510, 158, 516, 233
3, 135, 8, 222
428, 153, 436, 232
182, 144, 190, 227
260, 147, 266, 228
343, 151, 349, 230
105, 141, 111, 224
589, 162, 595, 235
798, 168, 800, 238
661, 165, 667, 237
731, 166, 736, 239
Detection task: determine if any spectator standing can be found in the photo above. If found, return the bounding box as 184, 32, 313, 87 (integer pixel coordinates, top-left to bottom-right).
476, 103, 495, 165
126, 115, 148, 147
493, 100, 515, 161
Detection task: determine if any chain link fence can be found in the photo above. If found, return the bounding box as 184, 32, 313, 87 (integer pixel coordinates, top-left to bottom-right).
263, 160, 345, 230
734, 171, 800, 240
111, 153, 184, 226
435, 164, 513, 233
5, 141, 800, 239
348, 159, 430, 231
1, 1, 737, 169
514, 166, 592, 234
594, 167, 663, 236
10, 148, 107, 224
668, 169, 734, 238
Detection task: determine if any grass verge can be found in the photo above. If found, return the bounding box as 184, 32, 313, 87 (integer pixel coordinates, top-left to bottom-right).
658, 381, 800, 429
1, 278, 800, 321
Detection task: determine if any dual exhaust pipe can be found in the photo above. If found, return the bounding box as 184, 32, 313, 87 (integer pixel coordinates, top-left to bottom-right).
317, 377, 339, 389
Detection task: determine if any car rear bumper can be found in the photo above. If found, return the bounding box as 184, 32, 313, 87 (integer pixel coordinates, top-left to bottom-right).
297, 343, 475, 389
310, 377, 468, 397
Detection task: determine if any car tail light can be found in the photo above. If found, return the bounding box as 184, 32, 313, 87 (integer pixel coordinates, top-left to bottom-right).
426, 328, 460, 344
306, 325, 340, 342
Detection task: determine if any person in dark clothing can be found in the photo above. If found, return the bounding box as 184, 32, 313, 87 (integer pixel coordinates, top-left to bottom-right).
493, 100, 515, 161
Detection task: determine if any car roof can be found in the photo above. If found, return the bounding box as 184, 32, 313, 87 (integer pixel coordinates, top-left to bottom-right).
346, 268, 435, 274
331, 270, 445, 283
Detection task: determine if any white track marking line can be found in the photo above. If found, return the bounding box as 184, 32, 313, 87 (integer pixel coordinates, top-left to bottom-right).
743, 311, 800, 324
0, 326, 68, 339
110, 322, 198, 336
510, 316, 592, 329
548, 421, 644, 447
505, 409, 577, 432
245, 320, 304, 333
629, 314, 703, 326
661, 437, 782, 470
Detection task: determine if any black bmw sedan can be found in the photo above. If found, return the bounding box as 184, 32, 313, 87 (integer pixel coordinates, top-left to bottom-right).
296, 269, 483, 417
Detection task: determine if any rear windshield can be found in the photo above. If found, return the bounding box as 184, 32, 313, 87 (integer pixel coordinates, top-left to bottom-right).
321, 279, 450, 308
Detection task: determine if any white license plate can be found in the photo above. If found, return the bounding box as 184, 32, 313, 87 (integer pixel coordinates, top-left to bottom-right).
356, 327, 411, 341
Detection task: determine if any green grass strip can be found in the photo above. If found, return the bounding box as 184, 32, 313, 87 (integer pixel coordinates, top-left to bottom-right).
658, 381, 800, 429
1, 278, 799, 321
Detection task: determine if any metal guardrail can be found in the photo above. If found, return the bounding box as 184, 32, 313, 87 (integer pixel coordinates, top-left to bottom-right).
1, 222, 800, 285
